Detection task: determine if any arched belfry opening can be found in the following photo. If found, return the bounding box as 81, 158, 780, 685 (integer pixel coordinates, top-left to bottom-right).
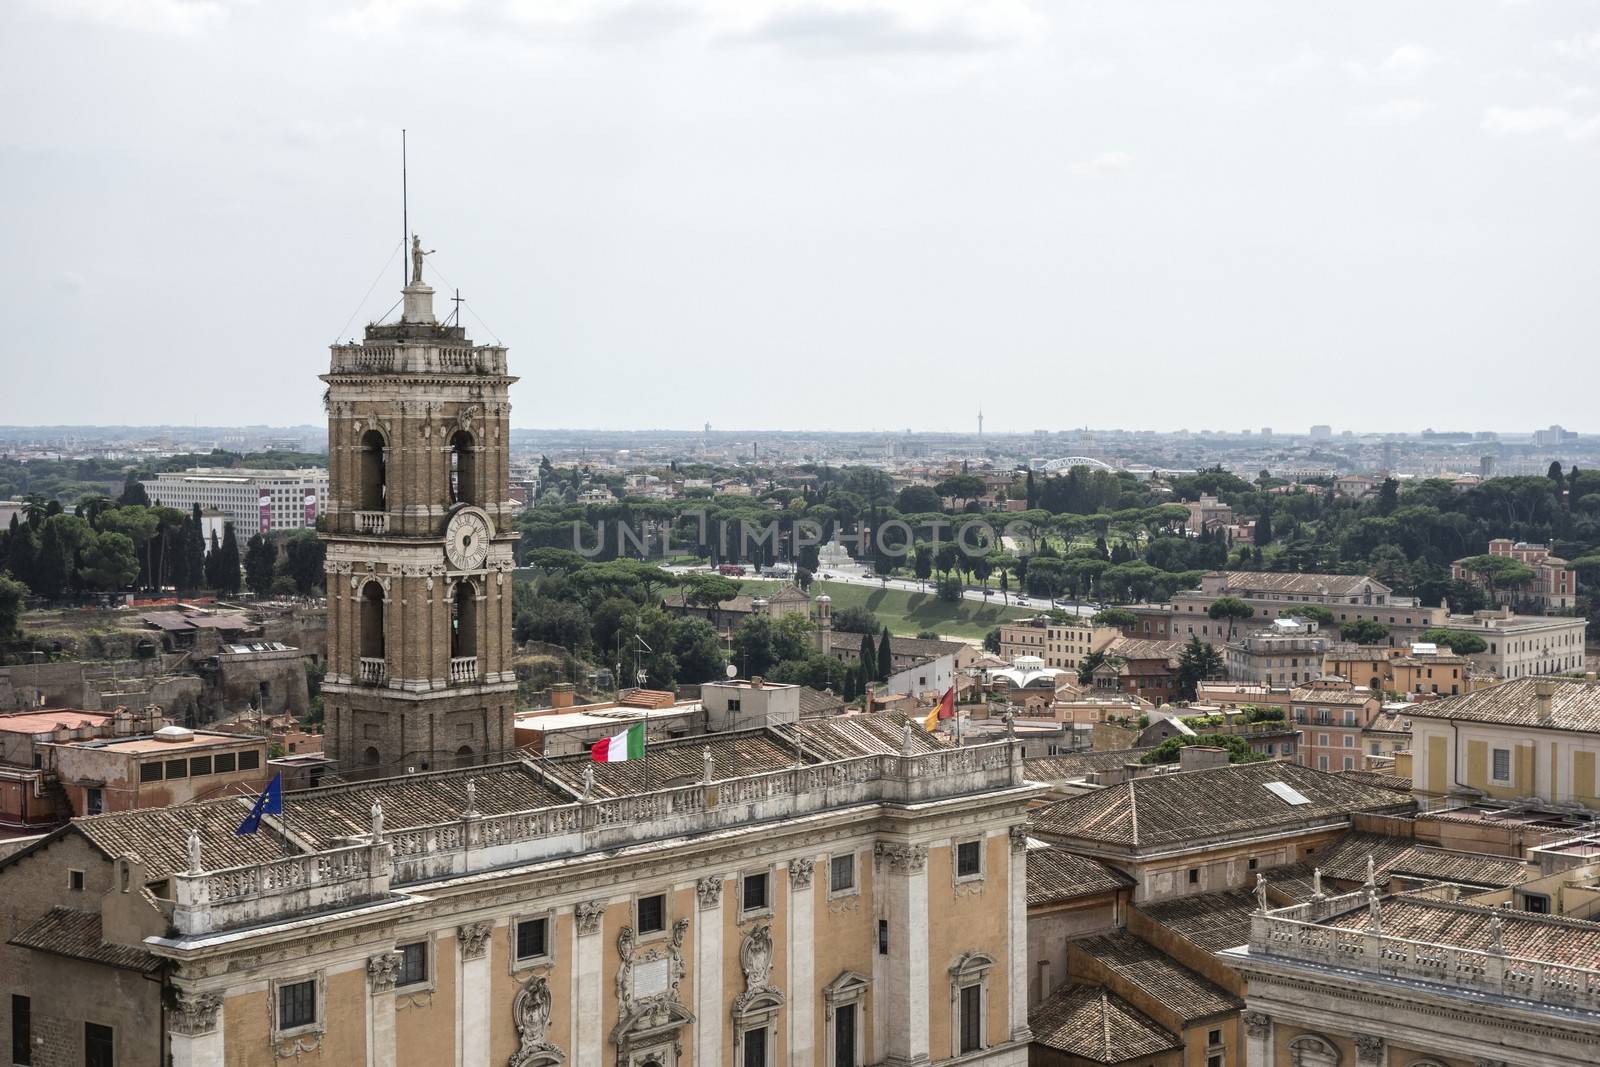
359, 429, 387, 510
449, 429, 476, 506
451, 580, 478, 660
360, 582, 386, 660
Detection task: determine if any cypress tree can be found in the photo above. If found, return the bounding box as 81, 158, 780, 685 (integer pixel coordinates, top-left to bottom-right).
877, 625, 893, 681
858, 631, 875, 675
217, 524, 242, 596
184, 505, 206, 590
1255, 506, 1274, 547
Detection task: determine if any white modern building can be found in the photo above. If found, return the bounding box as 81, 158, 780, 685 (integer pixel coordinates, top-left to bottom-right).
143, 468, 327, 535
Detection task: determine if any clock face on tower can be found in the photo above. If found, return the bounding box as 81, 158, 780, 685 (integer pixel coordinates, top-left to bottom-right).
445, 509, 492, 571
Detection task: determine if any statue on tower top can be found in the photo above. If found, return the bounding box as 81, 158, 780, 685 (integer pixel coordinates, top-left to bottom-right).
410, 234, 434, 286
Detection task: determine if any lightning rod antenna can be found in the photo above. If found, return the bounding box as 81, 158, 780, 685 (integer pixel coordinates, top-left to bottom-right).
401, 129, 409, 289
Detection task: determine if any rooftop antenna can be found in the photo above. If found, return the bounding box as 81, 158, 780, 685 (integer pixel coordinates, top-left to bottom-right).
401, 129, 409, 290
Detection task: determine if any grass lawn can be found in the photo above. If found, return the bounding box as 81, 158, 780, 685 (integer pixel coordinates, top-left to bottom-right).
737, 579, 1032, 642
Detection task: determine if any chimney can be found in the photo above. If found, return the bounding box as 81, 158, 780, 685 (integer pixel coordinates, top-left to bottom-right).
1535, 679, 1555, 722
549, 683, 574, 709
1178, 745, 1231, 773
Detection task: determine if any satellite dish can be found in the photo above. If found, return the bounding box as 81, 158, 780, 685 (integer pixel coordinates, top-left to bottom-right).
725, 664, 738, 679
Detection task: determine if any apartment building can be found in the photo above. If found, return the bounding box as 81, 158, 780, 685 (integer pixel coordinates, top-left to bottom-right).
1224, 618, 1330, 687
1438, 608, 1588, 680
1452, 538, 1579, 611
997, 617, 1118, 675
1288, 679, 1381, 773
143, 468, 327, 535
1172, 572, 1446, 648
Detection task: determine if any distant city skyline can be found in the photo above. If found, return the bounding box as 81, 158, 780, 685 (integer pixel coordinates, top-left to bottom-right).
3, 1, 1597, 431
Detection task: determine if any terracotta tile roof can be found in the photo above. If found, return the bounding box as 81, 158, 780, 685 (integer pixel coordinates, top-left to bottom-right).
1405, 677, 1600, 734
1288, 687, 1376, 706
73, 797, 285, 880
1262, 861, 1321, 902
285, 763, 571, 846
1323, 897, 1600, 968
824, 632, 966, 660
1308, 830, 1530, 891
1137, 888, 1258, 953
782, 714, 949, 762
1029, 762, 1413, 849
1073, 931, 1242, 1021
795, 686, 847, 718
1336, 770, 1413, 793
8, 908, 159, 972
1025, 749, 1155, 782
540, 731, 800, 799
1106, 638, 1185, 664
1029, 985, 1181, 1063
1027, 847, 1134, 906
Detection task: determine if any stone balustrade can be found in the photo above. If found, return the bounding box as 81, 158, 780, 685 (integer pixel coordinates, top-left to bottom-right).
171, 842, 392, 936
359, 657, 387, 686
1249, 909, 1600, 1013
354, 510, 388, 535
449, 656, 478, 684
329, 341, 508, 376
386, 740, 1026, 885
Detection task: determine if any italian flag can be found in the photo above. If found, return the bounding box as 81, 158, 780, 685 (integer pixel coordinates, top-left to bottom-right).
592, 723, 645, 763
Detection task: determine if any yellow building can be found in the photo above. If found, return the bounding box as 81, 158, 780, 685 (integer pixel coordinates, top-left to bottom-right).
997, 618, 1119, 675
1409, 676, 1600, 808
0, 722, 1038, 1067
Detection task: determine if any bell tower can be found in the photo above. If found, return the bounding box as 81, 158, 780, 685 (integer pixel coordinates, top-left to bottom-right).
319, 240, 518, 773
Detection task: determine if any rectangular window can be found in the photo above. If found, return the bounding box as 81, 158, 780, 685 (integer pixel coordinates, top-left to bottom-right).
959, 983, 982, 1053
1208, 1057, 1223, 1067
85, 1022, 113, 1067
69, 869, 85, 892
1208, 1029, 1221, 1046
956, 840, 982, 878
1492, 748, 1512, 782
139, 762, 162, 783
215, 752, 236, 773
165, 759, 188, 780
830, 853, 856, 893
743, 872, 769, 914
1524, 893, 1550, 914
1187, 868, 1199, 884
239, 750, 261, 770
12, 995, 30, 1067
190, 756, 213, 777
278, 979, 317, 1031
398, 941, 428, 986
516, 917, 549, 961
878, 919, 888, 955
743, 1026, 767, 1067
835, 1002, 857, 1067
638, 894, 666, 935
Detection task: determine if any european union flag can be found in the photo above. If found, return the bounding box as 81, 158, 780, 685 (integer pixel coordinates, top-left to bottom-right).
236, 773, 283, 835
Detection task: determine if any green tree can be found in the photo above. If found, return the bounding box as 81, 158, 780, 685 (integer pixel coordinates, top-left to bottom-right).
1376, 478, 1399, 515
877, 625, 893, 681
117, 475, 150, 507
935, 574, 963, 603
1139, 733, 1267, 765
79, 531, 139, 591
833, 606, 880, 635
1091, 607, 1138, 629
734, 615, 778, 677
772, 613, 817, 662
983, 627, 1001, 654
770, 652, 847, 692
36, 514, 92, 599
214, 524, 242, 596
858, 631, 876, 679
244, 534, 278, 597
1175, 636, 1225, 701
182, 506, 206, 590
1207, 596, 1255, 640
1340, 619, 1391, 644
669, 617, 726, 683
681, 573, 741, 631
1296, 605, 1336, 627
895, 485, 944, 514
0, 573, 28, 640
281, 530, 326, 596
913, 543, 934, 589
1254, 505, 1273, 547
1418, 628, 1489, 655
1458, 554, 1536, 601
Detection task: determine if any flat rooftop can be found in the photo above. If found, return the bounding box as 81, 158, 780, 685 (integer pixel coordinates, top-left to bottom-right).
0, 710, 112, 734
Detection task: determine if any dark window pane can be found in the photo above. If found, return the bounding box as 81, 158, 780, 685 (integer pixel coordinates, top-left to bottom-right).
743, 1027, 767, 1067
638, 895, 665, 934
960, 984, 982, 1053
12, 995, 31, 1067
744, 873, 768, 912
239, 750, 260, 770
399, 942, 427, 985
165, 759, 188, 780
957, 841, 981, 877
85, 1022, 113, 1067
190, 756, 213, 777
279, 980, 316, 1031
215, 752, 236, 773
517, 918, 548, 960
139, 762, 162, 783
834, 1003, 856, 1067
830, 854, 854, 893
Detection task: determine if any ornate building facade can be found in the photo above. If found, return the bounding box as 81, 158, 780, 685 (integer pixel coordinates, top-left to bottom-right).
319, 252, 519, 772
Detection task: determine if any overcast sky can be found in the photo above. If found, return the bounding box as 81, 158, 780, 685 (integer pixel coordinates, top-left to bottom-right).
2, 0, 1597, 435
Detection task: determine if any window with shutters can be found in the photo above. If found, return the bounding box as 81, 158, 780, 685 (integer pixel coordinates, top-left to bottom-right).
959, 984, 982, 1053
1492, 748, 1512, 782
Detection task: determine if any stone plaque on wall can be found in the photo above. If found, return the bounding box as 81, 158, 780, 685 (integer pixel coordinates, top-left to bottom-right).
634, 957, 669, 998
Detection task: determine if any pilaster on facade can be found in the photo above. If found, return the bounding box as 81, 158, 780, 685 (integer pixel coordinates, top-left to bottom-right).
577, 902, 606, 1067
697, 878, 725, 1067
169, 989, 225, 1067
457, 925, 491, 1067
1242, 1010, 1272, 1067
876, 841, 931, 1066
789, 855, 817, 1067
368, 951, 402, 1067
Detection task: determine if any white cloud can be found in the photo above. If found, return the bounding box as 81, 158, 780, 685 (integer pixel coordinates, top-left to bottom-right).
1482, 105, 1600, 140
25, 0, 230, 35
1347, 44, 1438, 84
1069, 151, 1134, 176
1552, 31, 1600, 60
732, 0, 1048, 55
1349, 97, 1433, 124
